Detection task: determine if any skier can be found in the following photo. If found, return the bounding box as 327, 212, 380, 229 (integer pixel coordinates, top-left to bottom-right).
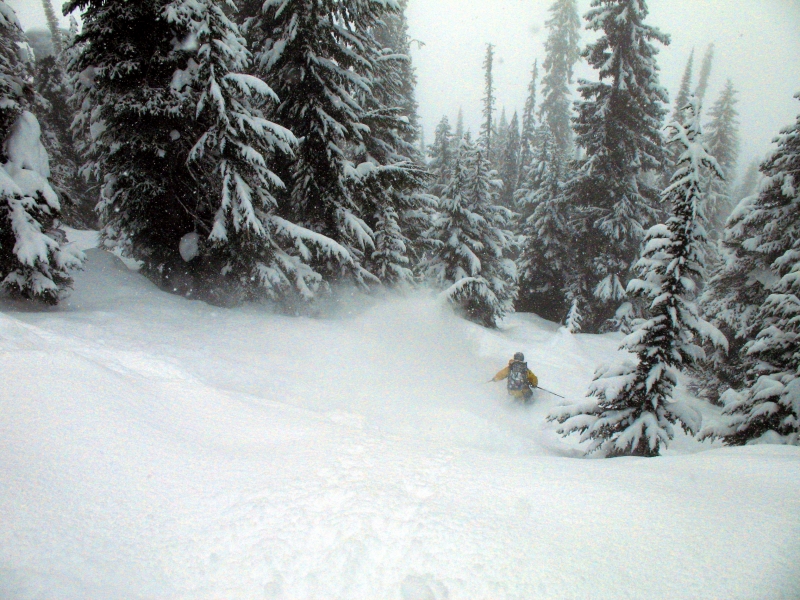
491, 352, 538, 402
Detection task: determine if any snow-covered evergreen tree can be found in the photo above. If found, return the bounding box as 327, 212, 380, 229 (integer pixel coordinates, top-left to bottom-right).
454, 106, 464, 141
565, 297, 582, 333
518, 60, 538, 179
424, 139, 517, 328
702, 97, 800, 445
704, 80, 740, 234
494, 108, 508, 169
1, 1, 81, 303
41, 0, 62, 56
351, 0, 434, 286
480, 44, 496, 159
663, 48, 694, 185
550, 99, 726, 457
693, 195, 770, 404
539, 0, 580, 158
566, 0, 670, 332
515, 123, 570, 320
66, 0, 196, 289
672, 50, 694, 126
165, 0, 342, 302
733, 159, 760, 204
248, 0, 400, 287
428, 115, 454, 198
34, 54, 94, 227
498, 111, 520, 208
372, 0, 419, 146
694, 43, 714, 104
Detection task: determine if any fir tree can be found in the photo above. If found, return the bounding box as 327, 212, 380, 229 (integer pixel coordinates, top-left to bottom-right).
550, 98, 726, 457
455, 106, 464, 141
672, 49, 694, 126
702, 96, 800, 446
498, 111, 520, 208
518, 60, 538, 178
248, 0, 400, 287
351, 0, 433, 286
515, 122, 571, 320
480, 44, 496, 158
34, 54, 94, 227
41, 0, 62, 56
539, 0, 580, 158
494, 107, 508, 168
428, 115, 454, 198
733, 159, 760, 204
694, 43, 714, 103
66, 0, 194, 290
164, 0, 335, 303
704, 80, 740, 234
372, 0, 419, 146
566, 0, 670, 332
1, 1, 81, 304
694, 195, 769, 404
424, 139, 517, 328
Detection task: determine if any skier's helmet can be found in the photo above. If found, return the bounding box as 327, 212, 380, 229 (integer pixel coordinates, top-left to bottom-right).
514, 352, 524, 362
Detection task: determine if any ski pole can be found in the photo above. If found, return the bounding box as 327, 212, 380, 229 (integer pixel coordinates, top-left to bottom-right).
537, 386, 565, 399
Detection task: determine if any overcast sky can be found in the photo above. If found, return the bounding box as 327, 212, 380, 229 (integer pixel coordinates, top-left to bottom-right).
10, 0, 800, 181
406, 0, 800, 180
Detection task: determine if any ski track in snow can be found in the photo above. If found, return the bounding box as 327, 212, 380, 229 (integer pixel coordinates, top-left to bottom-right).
1, 241, 799, 599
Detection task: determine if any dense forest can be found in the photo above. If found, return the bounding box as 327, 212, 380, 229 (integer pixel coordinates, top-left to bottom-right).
1, 0, 797, 455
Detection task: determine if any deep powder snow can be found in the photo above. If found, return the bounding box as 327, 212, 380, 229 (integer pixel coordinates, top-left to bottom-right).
1, 234, 798, 599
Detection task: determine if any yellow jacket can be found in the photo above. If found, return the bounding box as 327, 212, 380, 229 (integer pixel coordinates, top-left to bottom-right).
492, 362, 538, 388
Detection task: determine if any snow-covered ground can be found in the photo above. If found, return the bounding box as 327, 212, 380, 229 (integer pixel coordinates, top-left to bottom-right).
1, 232, 798, 600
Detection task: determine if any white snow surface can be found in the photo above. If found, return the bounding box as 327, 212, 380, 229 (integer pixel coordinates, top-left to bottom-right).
1, 236, 799, 600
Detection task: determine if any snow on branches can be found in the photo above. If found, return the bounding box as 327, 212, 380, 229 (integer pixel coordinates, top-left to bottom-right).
549, 98, 726, 457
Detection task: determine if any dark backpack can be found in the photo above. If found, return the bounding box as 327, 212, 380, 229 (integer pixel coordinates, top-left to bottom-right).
507, 361, 529, 392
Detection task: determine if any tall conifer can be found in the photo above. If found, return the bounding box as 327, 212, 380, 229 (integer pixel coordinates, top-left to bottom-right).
701, 97, 800, 446
566, 0, 670, 332
519, 60, 539, 177
551, 98, 726, 457
539, 0, 581, 158
1, 1, 81, 303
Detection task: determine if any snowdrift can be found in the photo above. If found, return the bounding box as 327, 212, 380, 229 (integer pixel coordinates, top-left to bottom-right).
1, 240, 798, 599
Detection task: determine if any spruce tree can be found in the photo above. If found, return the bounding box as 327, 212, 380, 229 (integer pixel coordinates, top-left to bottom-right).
566, 0, 670, 332
428, 116, 454, 198
372, 0, 419, 146
1, 1, 81, 304
538, 0, 580, 158
734, 159, 760, 204
518, 60, 538, 179
34, 54, 94, 227
704, 80, 740, 234
694, 43, 714, 104
455, 106, 464, 141
515, 123, 570, 320
480, 44, 496, 159
349, 0, 433, 286
424, 139, 517, 328
702, 97, 800, 446
663, 49, 694, 186
494, 107, 508, 169
672, 50, 694, 126
66, 0, 194, 289
165, 0, 335, 302
550, 98, 726, 457
248, 0, 400, 286
498, 111, 520, 208
41, 0, 62, 56
694, 196, 769, 404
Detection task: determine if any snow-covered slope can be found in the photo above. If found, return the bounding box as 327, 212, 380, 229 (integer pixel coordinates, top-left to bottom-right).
1, 239, 798, 599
